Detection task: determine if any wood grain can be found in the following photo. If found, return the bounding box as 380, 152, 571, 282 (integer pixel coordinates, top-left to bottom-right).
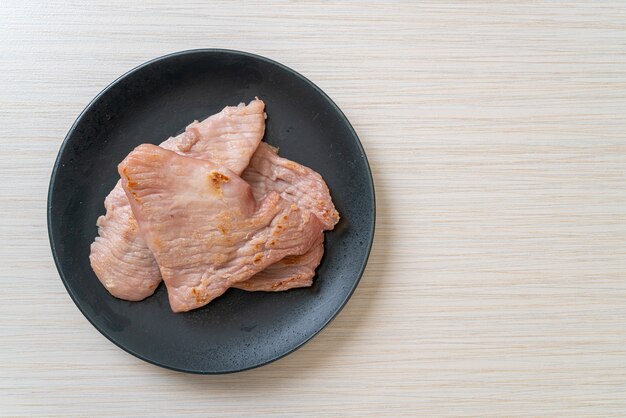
2, 1, 626, 416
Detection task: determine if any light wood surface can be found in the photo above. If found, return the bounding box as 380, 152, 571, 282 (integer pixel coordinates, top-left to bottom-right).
2, 1, 626, 416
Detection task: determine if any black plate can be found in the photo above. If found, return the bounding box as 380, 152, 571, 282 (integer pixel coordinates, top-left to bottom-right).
48, 49, 375, 374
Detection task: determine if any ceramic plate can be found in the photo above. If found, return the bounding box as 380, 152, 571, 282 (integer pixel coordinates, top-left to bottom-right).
48, 49, 375, 373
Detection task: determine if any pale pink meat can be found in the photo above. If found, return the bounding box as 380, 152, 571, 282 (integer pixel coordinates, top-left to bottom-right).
88, 182, 161, 300
234, 234, 324, 291
242, 143, 339, 230
119, 144, 324, 312
89, 100, 266, 300
234, 143, 339, 291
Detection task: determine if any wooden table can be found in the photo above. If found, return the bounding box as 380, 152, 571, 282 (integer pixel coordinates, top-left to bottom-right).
2, 2, 626, 416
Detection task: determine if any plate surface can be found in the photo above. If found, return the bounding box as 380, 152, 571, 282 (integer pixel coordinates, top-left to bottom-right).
48, 49, 375, 373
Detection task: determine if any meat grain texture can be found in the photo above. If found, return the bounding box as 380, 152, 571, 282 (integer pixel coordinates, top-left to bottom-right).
90, 99, 339, 312
119, 144, 324, 312
90, 100, 266, 300
235, 143, 339, 291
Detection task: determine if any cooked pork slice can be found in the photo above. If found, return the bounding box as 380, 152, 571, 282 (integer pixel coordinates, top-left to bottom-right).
242, 143, 339, 230
89, 99, 266, 301
233, 234, 324, 291
119, 144, 323, 312
236, 143, 339, 291
88, 182, 162, 300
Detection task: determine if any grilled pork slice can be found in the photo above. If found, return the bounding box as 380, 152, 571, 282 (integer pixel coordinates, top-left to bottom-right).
234, 143, 339, 291
234, 234, 325, 291
242, 143, 339, 230
89, 100, 266, 301
119, 144, 323, 312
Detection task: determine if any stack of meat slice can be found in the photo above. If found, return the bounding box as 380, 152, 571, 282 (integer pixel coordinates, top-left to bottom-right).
89, 99, 339, 312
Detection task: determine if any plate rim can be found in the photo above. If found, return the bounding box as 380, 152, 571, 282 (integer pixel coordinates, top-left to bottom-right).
47, 48, 376, 374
